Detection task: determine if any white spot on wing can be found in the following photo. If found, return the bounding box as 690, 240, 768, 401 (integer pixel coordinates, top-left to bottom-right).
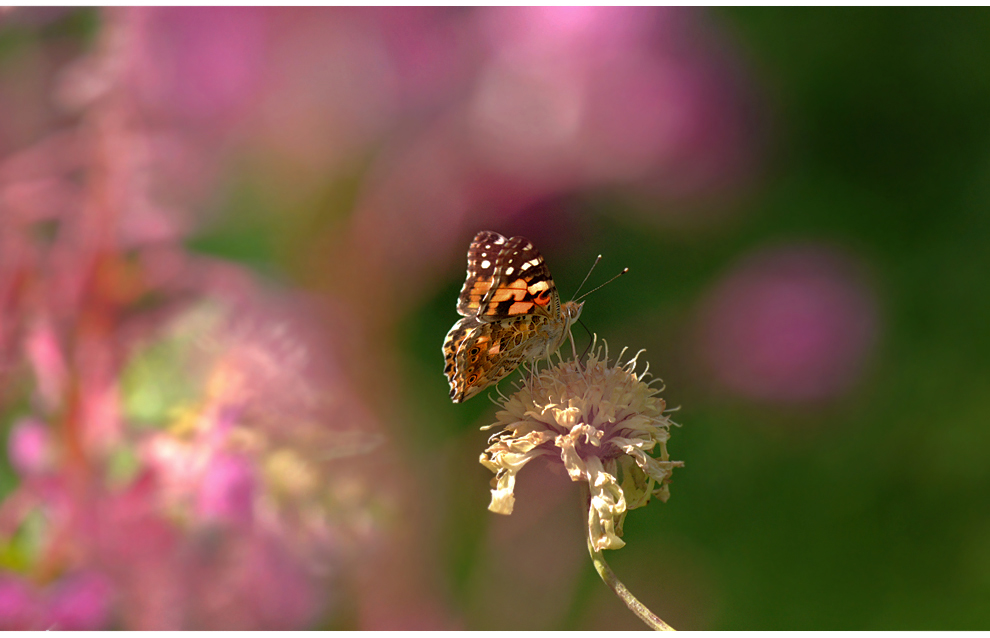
481, 260, 491, 269
505, 266, 514, 275
520, 262, 531, 270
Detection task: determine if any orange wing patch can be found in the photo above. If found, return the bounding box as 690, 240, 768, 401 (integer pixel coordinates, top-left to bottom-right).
508, 301, 535, 315
467, 280, 492, 309
489, 279, 529, 304
527, 280, 550, 294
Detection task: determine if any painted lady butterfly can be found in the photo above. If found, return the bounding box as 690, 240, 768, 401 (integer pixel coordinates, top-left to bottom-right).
443, 231, 584, 403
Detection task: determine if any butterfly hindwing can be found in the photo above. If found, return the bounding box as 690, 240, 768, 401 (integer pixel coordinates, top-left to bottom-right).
443, 315, 481, 385
448, 314, 552, 403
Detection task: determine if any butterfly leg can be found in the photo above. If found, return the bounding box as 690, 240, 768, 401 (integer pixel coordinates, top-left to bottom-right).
522, 360, 536, 394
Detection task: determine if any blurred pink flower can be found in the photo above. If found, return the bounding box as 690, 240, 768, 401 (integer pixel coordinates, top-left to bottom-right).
0, 9, 392, 629
129, 7, 269, 127
371, 7, 468, 110
0, 575, 40, 630
124, 295, 387, 626
187, 531, 321, 630
25, 320, 68, 412
195, 453, 256, 526
8, 418, 53, 476
250, 8, 399, 181
44, 571, 115, 630
467, 6, 756, 195
74, 475, 184, 629
697, 244, 879, 404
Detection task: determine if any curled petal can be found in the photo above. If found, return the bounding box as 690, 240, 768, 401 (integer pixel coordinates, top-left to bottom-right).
555, 423, 602, 482
480, 446, 553, 515
586, 457, 627, 551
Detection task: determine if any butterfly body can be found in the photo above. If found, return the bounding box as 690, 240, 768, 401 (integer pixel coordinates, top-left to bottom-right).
443, 231, 583, 403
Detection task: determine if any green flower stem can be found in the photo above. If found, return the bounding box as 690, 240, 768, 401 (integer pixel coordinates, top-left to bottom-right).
580, 482, 675, 631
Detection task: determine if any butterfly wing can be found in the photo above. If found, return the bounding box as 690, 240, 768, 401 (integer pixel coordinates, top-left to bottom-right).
443, 314, 481, 392
446, 314, 554, 403
477, 235, 561, 322
455, 231, 507, 317
445, 231, 565, 402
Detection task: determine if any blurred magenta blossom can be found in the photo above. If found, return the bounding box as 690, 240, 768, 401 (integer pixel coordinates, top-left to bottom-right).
0, 575, 40, 630
0, 8, 391, 629
195, 453, 256, 525
0, 570, 114, 630
130, 7, 269, 127
697, 244, 879, 404
44, 570, 115, 630
469, 7, 754, 193
8, 418, 53, 477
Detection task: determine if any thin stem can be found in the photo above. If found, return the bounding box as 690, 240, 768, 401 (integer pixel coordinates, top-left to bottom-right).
580, 482, 675, 631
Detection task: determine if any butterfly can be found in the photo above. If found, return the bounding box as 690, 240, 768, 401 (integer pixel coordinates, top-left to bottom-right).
443, 231, 584, 403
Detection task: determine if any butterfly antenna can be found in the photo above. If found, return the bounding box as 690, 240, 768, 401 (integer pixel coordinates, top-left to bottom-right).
575, 267, 630, 302
571, 254, 602, 300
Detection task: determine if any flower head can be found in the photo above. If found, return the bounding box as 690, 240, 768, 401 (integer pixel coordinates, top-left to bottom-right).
480, 340, 682, 551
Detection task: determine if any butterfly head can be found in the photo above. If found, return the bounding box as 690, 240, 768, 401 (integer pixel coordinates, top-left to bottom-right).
562, 300, 584, 326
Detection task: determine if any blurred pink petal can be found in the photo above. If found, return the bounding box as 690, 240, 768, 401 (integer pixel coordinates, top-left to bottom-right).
188, 531, 321, 630
8, 417, 53, 476
338, 7, 760, 314
467, 7, 757, 194
253, 8, 397, 177
698, 244, 879, 404
25, 320, 68, 411
79, 475, 187, 629
0, 575, 41, 630
236, 537, 321, 629
130, 7, 269, 126
196, 454, 256, 526
372, 7, 468, 109
44, 571, 115, 631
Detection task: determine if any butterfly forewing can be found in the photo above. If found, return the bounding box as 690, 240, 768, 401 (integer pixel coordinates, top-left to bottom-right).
478, 236, 560, 322
455, 231, 506, 317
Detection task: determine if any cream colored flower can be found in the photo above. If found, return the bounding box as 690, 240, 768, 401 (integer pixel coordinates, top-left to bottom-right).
480, 341, 682, 551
